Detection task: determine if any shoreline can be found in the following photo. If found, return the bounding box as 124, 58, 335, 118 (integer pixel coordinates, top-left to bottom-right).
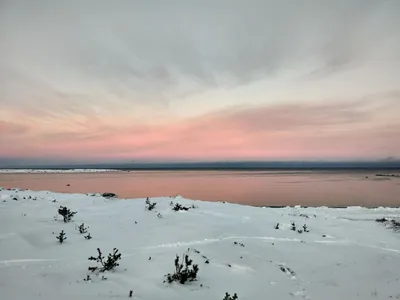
1, 187, 399, 210
1, 168, 400, 173
0, 169, 118, 174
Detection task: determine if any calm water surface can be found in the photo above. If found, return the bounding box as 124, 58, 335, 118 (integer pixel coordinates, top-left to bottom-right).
0, 171, 399, 207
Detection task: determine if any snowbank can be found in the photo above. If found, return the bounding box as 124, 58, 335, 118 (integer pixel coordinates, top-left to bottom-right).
1, 187, 400, 300
0, 169, 117, 174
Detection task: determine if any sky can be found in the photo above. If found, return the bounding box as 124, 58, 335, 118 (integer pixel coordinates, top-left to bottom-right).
0, 0, 399, 165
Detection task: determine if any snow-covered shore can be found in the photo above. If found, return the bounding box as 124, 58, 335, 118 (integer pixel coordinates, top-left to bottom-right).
0, 169, 117, 174
1, 188, 400, 300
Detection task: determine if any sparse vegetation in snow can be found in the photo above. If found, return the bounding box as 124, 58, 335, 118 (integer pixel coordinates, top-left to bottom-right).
291, 222, 296, 231
223, 292, 239, 300
58, 206, 77, 223
376, 217, 400, 232
78, 223, 88, 234
165, 254, 199, 284
172, 202, 193, 212
56, 230, 67, 244
145, 198, 157, 211
88, 248, 122, 273
2, 188, 400, 299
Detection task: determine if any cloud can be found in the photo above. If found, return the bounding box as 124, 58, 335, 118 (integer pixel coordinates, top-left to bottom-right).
1, 95, 398, 161
0, 121, 29, 135
1, 0, 399, 100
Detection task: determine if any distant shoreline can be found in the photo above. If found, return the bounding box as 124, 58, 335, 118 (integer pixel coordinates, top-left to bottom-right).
1, 167, 400, 173
0, 169, 117, 174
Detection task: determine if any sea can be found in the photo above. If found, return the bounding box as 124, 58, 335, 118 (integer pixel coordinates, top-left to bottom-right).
1, 169, 399, 207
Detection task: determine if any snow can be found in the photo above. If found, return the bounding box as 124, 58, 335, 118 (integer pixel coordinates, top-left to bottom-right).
0, 169, 116, 174
1, 187, 400, 300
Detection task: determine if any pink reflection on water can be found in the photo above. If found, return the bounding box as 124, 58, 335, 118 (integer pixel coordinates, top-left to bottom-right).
0, 171, 399, 207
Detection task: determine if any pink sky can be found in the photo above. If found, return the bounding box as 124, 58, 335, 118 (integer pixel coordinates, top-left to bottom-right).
0, 1, 399, 164
1, 98, 399, 162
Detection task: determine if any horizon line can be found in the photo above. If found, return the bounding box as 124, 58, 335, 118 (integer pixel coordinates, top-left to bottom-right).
1, 159, 400, 170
